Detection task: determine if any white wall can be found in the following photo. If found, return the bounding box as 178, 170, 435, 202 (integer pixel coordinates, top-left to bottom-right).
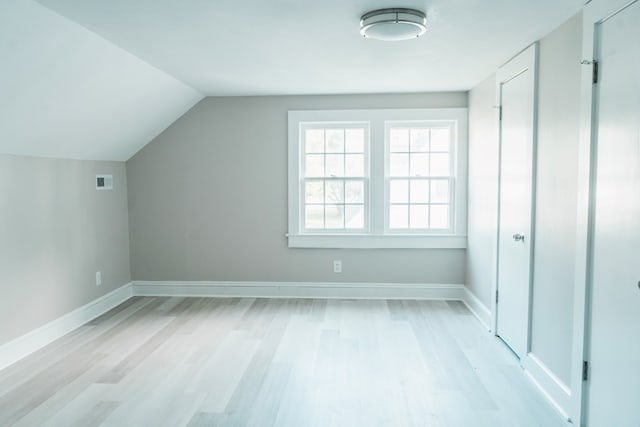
127, 92, 468, 285
466, 12, 582, 391
465, 75, 499, 308
0, 155, 131, 346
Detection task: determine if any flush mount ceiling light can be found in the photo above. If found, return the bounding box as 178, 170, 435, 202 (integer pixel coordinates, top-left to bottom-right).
360, 8, 427, 41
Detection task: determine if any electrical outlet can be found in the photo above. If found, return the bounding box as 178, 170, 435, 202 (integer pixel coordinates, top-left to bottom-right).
333, 260, 342, 273
95, 271, 102, 286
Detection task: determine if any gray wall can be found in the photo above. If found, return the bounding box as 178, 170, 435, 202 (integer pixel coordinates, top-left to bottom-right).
465, 75, 499, 308
0, 155, 131, 346
530, 13, 582, 385
127, 93, 467, 284
466, 14, 582, 386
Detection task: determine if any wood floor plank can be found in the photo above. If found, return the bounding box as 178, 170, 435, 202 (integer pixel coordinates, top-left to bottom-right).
71, 400, 119, 427
0, 297, 569, 426
190, 330, 260, 413
40, 383, 116, 427
0, 351, 106, 425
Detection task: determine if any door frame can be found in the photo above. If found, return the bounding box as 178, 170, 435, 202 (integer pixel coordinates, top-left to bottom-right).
571, 0, 639, 425
491, 43, 539, 355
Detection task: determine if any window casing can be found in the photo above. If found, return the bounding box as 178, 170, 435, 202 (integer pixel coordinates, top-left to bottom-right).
288, 109, 467, 249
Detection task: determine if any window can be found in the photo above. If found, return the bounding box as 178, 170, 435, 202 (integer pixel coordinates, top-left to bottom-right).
288, 109, 467, 249
301, 124, 368, 231
386, 123, 454, 232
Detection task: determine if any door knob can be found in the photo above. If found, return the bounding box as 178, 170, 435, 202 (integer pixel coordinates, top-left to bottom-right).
513, 233, 525, 242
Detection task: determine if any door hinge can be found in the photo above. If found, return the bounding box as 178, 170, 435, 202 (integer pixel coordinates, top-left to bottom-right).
582, 360, 589, 381
495, 290, 499, 304
498, 106, 502, 121
582, 60, 599, 84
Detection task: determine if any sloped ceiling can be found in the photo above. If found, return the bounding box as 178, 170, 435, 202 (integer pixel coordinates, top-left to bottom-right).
0, 0, 203, 161
1, 0, 585, 161
35, 0, 584, 95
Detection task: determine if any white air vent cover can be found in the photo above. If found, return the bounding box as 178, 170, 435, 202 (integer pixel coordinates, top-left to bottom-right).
96, 174, 113, 190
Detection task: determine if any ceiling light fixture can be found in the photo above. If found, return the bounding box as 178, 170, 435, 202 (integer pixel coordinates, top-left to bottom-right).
360, 8, 427, 41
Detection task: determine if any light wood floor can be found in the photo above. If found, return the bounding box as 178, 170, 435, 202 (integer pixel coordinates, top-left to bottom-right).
0, 297, 567, 426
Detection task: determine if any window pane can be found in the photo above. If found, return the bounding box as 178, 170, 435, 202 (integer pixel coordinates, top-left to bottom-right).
305, 129, 324, 153
430, 205, 449, 229
409, 153, 428, 176
345, 154, 364, 177
389, 128, 409, 152
430, 180, 450, 203
389, 153, 409, 176
305, 205, 324, 228
325, 154, 344, 177
325, 180, 344, 204
430, 128, 450, 152
305, 154, 324, 177
389, 179, 408, 203
389, 205, 408, 228
325, 129, 344, 153
345, 205, 364, 229
345, 180, 364, 203
305, 181, 324, 203
410, 128, 429, 152
410, 180, 429, 203
410, 205, 429, 228
325, 205, 344, 228
430, 153, 450, 176
346, 128, 365, 153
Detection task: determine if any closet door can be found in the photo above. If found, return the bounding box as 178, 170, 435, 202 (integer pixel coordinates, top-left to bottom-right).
587, 1, 640, 425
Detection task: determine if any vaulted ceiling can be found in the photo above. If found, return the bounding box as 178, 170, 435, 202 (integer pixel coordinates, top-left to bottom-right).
1, 0, 585, 161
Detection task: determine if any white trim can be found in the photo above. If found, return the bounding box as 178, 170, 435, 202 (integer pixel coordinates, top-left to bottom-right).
131, 281, 466, 300
461, 286, 491, 330
522, 353, 572, 421
0, 283, 133, 372
0, 280, 494, 376
287, 234, 466, 249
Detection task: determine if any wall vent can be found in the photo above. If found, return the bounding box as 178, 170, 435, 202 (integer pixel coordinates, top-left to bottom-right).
96, 174, 113, 190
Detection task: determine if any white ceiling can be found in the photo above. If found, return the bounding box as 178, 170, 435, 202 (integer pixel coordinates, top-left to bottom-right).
35, 0, 585, 96
1, 0, 585, 162
0, 0, 202, 161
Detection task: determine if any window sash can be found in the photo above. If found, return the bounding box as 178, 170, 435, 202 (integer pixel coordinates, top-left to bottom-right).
302, 177, 369, 232
384, 121, 457, 234
385, 177, 455, 233
299, 122, 370, 233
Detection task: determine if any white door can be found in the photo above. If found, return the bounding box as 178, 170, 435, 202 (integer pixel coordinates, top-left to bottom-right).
587, 1, 640, 425
495, 45, 537, 358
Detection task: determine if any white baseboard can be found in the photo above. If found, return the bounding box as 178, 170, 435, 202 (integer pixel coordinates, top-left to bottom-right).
0, 278, 574, 425
0, 283, 133, 372
459, 287, 570, 421
131, 281, 466, 300
522, 353, 572, 422
0, 280, 467, 373
461, 286, 492, 330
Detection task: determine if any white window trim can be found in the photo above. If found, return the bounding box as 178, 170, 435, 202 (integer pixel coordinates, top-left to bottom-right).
288, 108, 468, 249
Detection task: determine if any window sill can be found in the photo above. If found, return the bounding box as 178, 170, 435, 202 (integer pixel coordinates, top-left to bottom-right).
287, 234, 467, 249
